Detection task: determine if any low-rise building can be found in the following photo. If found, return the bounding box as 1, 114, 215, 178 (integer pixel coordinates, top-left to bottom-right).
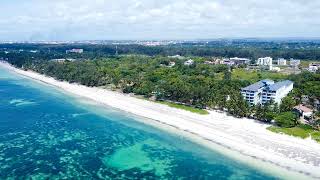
229, 57, 251, 65
277, 58, 287, 66
270, 67, 281, 72
50, 58, 76, 63
214, 58, 224, 64
290, 58, 300, 67
168, 61, 176, 67
221, 58, 235, 66
204, 61, 215, 65
241, 79, 293, 106
308, 63, 320, 73
184, 59, 194, 66
66, 49, 84, 54
168, 55, 184, 59
220, 57, 250, 66
294, 105, 313, 119
51, 59, 67, 63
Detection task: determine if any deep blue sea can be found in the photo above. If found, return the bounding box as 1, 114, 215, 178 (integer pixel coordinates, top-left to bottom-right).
0, 67, 278, 179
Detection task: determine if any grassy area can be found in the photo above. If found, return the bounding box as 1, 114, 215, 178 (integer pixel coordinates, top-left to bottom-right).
267, 125, 320, 142
300, 60, 310, 69
311, 131, 320, 142
232, 69, 288, 83
156, 101, 209, 115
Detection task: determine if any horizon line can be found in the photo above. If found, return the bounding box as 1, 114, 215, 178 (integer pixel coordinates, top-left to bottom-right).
1, 37, 320, 43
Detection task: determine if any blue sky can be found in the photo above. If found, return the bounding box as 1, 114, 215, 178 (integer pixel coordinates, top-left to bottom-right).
0, 0, 319, 41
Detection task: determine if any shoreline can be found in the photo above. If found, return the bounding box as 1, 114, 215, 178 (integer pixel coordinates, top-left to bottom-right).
1, 62, 320, 179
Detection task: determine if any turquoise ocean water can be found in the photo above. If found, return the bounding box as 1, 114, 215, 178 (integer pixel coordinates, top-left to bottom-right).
0, 67, 278, 179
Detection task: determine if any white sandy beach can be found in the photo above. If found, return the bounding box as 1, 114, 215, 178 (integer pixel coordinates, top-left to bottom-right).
1, 61, 320, 179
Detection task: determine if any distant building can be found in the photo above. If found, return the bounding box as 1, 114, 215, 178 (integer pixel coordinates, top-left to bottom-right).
168, 61, 176, 67
50, 58, 76, 63
257, 57, 273, 66
241, 79, 293, 106
204, 61, 215, 65
168, 55, 184, 59
66, 49, 84, 54
229, 57, 250, 65
277, 58, 287, 66
184, 59, 194, 66
290, 58, 300, 67
214, 59, 224, 65
219, 57, 250, 66
51, 59, 67, 63
221, 58, 235, 66
308, 63, 320, 73
270, 67, 281, 72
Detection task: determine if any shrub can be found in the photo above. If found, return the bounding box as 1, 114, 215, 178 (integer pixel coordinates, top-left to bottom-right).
275, 112, 298, 128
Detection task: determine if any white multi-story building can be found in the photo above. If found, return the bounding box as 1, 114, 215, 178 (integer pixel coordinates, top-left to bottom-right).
257, 57, 273, 66
241, 79, 274, 106
241, 79, 293, 106
277, 58, 287, 66
290, 58, 300, 67
261, 80, 294, 105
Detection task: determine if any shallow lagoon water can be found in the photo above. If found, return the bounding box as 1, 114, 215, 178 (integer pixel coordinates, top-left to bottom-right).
0, 68, 278, 179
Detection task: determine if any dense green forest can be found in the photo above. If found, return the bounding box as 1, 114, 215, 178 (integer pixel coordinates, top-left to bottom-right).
19, 56, 250, 117
1, 39, 320, 60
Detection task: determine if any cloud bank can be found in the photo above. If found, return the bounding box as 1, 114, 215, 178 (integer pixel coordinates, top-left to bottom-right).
0, 0, 319, 40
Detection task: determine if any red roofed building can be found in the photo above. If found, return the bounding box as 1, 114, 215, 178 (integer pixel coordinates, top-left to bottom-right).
294, 104, 313, 118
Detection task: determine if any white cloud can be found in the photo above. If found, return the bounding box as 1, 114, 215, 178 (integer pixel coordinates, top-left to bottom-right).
0, 0, 319, 40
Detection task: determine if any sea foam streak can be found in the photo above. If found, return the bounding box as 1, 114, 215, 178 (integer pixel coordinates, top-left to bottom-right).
9, 99, 36, 107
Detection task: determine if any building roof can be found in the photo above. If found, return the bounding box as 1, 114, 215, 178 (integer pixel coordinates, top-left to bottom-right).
241, 79, 274, 92
266, 80, 293, 91
230, 57, 250, 61
310, 63, 320, 67
294, 105, 313, 113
